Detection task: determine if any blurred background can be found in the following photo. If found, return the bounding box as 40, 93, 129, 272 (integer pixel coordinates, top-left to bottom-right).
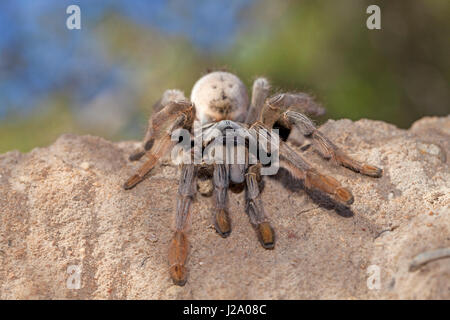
0, 0, 448, 153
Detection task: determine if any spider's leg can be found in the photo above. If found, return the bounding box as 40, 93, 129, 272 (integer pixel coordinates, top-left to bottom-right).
168, 164, 197, 286
260, 93, 325, 128
123, 100, 194, 189
261, 94, 382, 177
129, 89, 187, 162
245, 77, 271, 124
252, 122, 354, 205
123, 134, 176, 189
283, 111, 382, 177
212, 164, 232, 237
280, 140, 354, 205
245, 164, 275, 249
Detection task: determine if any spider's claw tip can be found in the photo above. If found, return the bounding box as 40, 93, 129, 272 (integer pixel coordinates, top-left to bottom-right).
345, 195, 354, 205
335, 187, 354, 205
123, 182, 133, 190
169, 265, 187, 286
257, 222, 275, 249
214, 209, 232, 237
261, 241, 275, 250
362, 165, 383, 178
123, 175, 141, 190
215, 229, 231, 238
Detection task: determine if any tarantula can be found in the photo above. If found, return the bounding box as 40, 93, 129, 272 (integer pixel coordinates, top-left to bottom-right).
123, 71, 382, 286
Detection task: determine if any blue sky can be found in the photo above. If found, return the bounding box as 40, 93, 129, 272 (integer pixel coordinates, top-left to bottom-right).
0, 0, 253, 117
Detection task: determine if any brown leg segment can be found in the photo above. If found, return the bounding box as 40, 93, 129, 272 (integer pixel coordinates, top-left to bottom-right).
282, 110, 382, 178
279, 143, 354, 206
168, 164, 197, 286
245, 164, 275, 249
123, 135, 175, 190
252, 122, 354, 205
128, 89, 187, 162
259, 93, 382, 178
310, 129, 382, 178
124, 100, 194, 190
212, 164, 232, 237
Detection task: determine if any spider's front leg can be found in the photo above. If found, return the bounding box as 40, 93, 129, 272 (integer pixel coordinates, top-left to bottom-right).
261, 93, 382, 178
123, 100, 194, 190
252, 122, 354, 205
168, 164, 197, 286
129, 89, 187, 161
212, 164, 232, 237
245, 164, 275, 249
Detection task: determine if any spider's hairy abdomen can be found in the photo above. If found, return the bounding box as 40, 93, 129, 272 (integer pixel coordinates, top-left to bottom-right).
190, 71, 249, 124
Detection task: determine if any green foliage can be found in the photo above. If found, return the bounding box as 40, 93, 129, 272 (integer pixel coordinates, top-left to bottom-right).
1, 0, 448, 153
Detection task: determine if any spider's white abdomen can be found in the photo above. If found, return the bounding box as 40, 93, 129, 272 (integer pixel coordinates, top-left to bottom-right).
190, 71, 249, 124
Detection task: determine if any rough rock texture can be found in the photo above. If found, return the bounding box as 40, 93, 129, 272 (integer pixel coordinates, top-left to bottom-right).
0, 116, 448, 299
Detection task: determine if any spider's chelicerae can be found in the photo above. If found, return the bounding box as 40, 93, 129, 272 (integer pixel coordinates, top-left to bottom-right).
123, 71, 382, 286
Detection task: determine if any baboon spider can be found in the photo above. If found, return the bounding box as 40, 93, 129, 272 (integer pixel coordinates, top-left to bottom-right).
123, 71, 382, 286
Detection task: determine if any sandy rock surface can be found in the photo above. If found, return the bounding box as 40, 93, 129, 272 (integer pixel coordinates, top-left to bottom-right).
0, 116, 448, 299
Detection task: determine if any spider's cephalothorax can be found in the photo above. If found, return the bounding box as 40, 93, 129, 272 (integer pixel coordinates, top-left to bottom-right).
123, 71, 382, 286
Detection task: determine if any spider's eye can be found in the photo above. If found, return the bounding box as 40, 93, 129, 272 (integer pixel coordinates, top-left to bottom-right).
212, 85, 217, 89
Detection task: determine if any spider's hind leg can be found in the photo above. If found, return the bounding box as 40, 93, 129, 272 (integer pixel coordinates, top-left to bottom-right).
245, 164, 275, 249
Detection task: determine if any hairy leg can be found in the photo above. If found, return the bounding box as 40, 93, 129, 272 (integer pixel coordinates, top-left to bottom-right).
245, 164, 275, 249
251, 122, 354, 205
124, 135, 176, 189
261, 94, 382, 177
168, 164, 197, 286
260, 93, 325, 128
280, 140, 354, 205
283, 111, 382, 177
245, 77, 271, 125
123, 100, 194, 189
212, 164, 232, 237
129, 89, 187, 161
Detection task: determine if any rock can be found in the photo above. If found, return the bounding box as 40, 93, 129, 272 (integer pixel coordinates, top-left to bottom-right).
0, 116, 448, 299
